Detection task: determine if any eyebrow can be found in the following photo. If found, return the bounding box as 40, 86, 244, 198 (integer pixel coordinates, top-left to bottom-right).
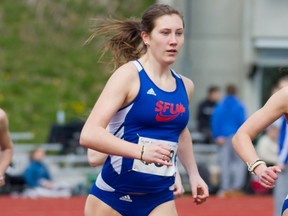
159, 27, 184, 31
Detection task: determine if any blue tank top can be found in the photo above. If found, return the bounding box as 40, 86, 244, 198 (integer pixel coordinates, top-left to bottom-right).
96, 60, 190, 194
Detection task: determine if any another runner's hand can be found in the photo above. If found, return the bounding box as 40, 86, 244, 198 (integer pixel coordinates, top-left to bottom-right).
254, 164, 282, 189
141, 144, 173, 166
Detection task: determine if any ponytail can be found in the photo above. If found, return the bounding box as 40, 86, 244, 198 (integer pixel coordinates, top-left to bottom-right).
85, 18, 146, 69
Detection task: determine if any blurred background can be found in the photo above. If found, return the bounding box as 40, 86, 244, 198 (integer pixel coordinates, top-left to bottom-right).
0, 0, 154, 143
1, 0, 288, 200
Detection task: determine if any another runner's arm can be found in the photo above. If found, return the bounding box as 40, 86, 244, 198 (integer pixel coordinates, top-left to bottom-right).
232, 87, 288, 172
0, 110, 13, 177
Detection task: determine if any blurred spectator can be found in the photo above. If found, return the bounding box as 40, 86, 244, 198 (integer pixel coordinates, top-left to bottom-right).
211, 84, 247, 197
0, 108, 13, 188
22, 147, 71, 198
196, 85, 221, 143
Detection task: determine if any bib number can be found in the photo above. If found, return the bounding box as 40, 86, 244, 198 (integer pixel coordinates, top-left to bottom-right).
132, 137, 178, 176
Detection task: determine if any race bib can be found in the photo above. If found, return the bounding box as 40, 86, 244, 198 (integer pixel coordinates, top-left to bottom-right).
132, 136, 178, 176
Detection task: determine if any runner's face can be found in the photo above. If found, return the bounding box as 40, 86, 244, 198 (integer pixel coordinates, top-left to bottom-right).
148, 14, 184, 65
33, 149, 45, 161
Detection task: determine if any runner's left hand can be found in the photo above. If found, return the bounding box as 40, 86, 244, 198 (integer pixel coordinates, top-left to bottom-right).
189, 175, 209, 205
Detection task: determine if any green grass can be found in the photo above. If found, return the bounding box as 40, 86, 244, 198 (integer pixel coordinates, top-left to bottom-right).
0, 0, 155, 142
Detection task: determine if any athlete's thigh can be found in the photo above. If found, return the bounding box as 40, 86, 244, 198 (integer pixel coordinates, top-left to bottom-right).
283, 209, 288, 216
84, 194, 121, 216
149, 200, 178, 216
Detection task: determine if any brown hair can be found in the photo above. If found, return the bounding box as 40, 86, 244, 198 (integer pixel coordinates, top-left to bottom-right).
208, 85, 220, 94
29, 147, 44, 160
226, 84, 237, 95
85, 4, 184, 69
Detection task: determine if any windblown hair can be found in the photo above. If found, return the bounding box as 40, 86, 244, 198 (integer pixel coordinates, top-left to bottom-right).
85, 4, 184, 70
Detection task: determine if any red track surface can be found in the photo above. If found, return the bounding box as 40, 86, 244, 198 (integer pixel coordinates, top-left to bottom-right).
176, 195, 272, 216
0, 195, 272, 216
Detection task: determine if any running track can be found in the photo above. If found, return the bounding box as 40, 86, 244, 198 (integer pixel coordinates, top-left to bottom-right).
0, 195, 272, 216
